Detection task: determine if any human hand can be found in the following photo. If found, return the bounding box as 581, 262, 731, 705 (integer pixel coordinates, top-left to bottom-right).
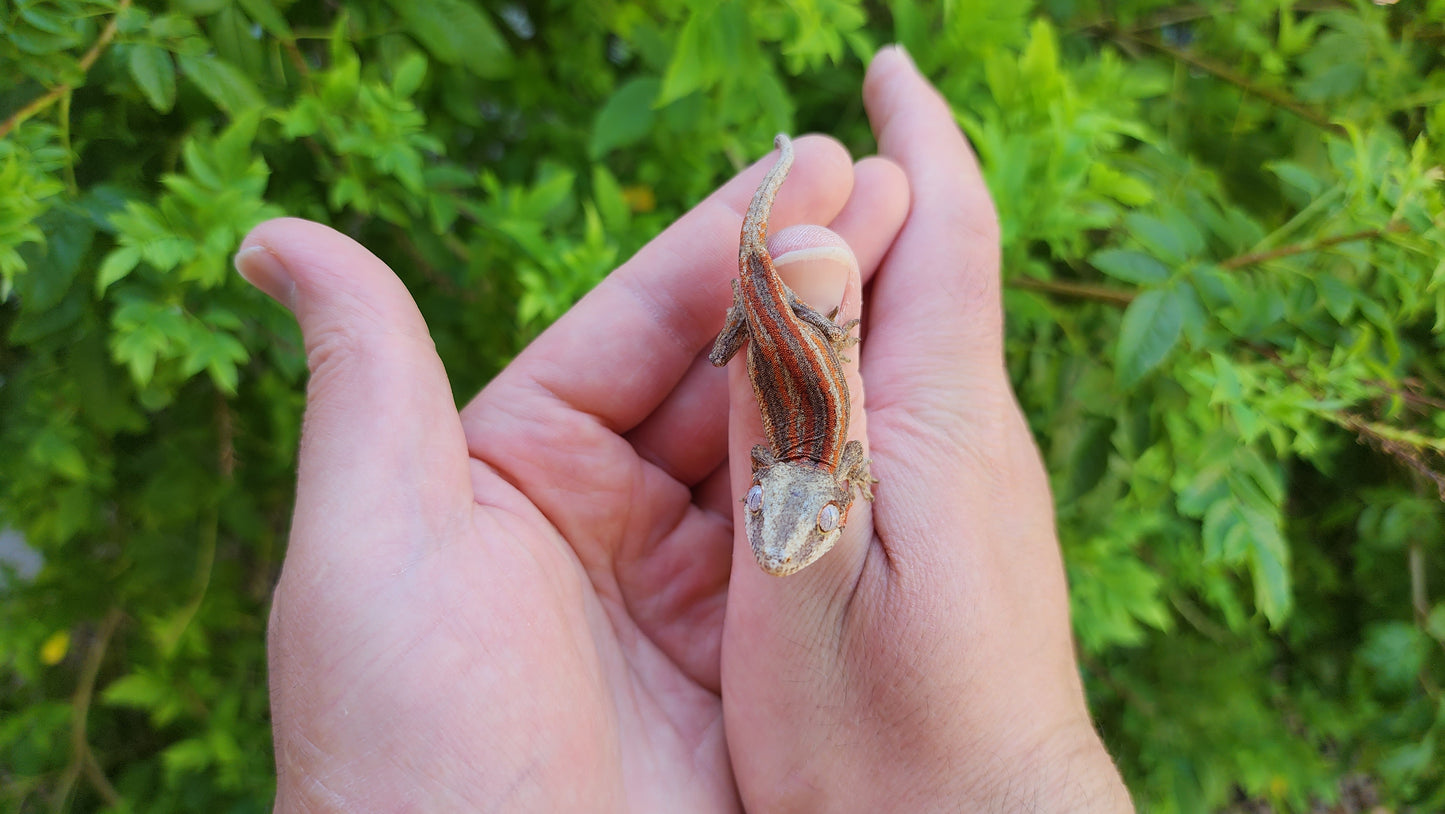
240, 114, 907, 812
240, 46, 1129, 812
718, 48, 1131, 811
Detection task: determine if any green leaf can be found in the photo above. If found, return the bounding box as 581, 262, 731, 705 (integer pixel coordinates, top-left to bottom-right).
1125, 212, 1192, 263
658, 13, 712, 105
128, 44, 176, 113
391, 52, 428, 99
590, 78, 660, 159
1379, 734, 1436, 785
7, 20, 79, 54
103, 673, 171, 710
1316, 274, 1356, 321
16, 208, 94, 309
1267, 160, 1324, 199
19, 4, 70, 35
591, 165, 629, 232
1242, 504, 1291, 627
386, 0, 512, 79
162, 737, 215, 776
172, 0, 229, 14
1427, 603, 1445, 642
1360, 622, 1428, 691
95, 246, 141, 295
1115, 288, 1184, 387
1091, 248, 1169, 285
1063, 416, 1114, 500
177, 54, 264, 115
29, 428, 88, 481
657, 3, 748, 106
1088, 164, 1154, 207
1298, 62, 1363, 103
237, 0, 292, 38
183, 329, 248, 393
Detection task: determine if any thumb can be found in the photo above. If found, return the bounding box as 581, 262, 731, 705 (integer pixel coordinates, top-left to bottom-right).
234, 218, 472, 572
724, 224, 874, 588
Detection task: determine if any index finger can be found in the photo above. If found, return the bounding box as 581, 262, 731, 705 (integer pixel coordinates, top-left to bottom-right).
463, 135, 857, 433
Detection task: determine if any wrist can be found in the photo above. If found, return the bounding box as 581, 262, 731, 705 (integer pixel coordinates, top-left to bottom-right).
973, 721, 1132, 813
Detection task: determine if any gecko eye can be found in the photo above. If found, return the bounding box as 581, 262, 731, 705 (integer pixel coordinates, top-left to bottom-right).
746, 484, 763, 513
817, 503, 840, 532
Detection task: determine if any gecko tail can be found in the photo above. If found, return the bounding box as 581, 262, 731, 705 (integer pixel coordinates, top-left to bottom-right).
740, 134, 795, 256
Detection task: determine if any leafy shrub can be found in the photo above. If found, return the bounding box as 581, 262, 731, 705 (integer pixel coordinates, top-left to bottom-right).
2, 1, 1442, 810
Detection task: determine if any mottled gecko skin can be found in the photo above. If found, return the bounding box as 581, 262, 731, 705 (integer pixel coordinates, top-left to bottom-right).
709, 134, 874, 576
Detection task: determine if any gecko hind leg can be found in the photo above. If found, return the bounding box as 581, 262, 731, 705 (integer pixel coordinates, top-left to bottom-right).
709, 279, 750, 367
787, 291, 861, 359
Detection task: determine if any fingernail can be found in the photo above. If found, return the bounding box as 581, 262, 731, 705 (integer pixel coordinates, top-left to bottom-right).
234, 245, 296, 309
892, 43, 915, 71
772, 244, 856, 314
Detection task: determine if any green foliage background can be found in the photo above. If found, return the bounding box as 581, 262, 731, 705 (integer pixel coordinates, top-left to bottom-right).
2, 0, 1443, 810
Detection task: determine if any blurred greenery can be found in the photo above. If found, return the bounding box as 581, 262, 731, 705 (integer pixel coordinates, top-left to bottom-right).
2, 0, 1444, 810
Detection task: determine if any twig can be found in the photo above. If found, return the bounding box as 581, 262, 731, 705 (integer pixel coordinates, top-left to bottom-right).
1410, 544, 1429, 626
1116, 30, 1346, 137
1073, 1, 1347, 36
51, 608, 124, 813
81, 747, 120, 808
1250, 351, 1445, 499
1412, 542, 1443, 696
1073, 3, 1227, 34
1079, 649, 1157, 718
282, 39, 315, 82
1219, 223, 1409, 270
393, 226, 475, 299
1169, 592, 1230, 643
1008, 275, 1135, 307
217, 391, 235, 480
1012, 221, 1410, 309
0, 0, 133, 140
1365, 378, 1445, 413
1333, 412, 1445, 500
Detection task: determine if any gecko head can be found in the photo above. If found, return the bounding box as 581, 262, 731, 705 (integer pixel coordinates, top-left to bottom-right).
744, 463, 850, 577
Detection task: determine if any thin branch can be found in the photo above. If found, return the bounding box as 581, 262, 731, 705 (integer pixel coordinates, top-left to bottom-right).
1332, 412, 1445, 500
0, 0, 133, 139
1365, 378, 1445, 414
1415, 542, 1445, 661
1079, 649, 1158, 718
1344, 416, 1445, 457
1012, 221, 1411, 308
1250, 350, 1445, 500
1219, 222, 1409, 270
1083, 4, 1223, 32
1169, 592, 1230, 643
1074, 1, 1348, 36
51, 608, 124, 813
1115, 30, 1346, 137
59, 91, 77, 193
1008, 275, 1135, 307
393, 226, 475, 299
281, 39, 315, 82
1412, 545, 1443, 696
217, 391, 235, 480
80, 747, 120, 808
1410, 544, 1429, 626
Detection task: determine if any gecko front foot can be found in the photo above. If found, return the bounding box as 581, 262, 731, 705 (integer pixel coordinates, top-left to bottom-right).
839, 440, 876, 501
